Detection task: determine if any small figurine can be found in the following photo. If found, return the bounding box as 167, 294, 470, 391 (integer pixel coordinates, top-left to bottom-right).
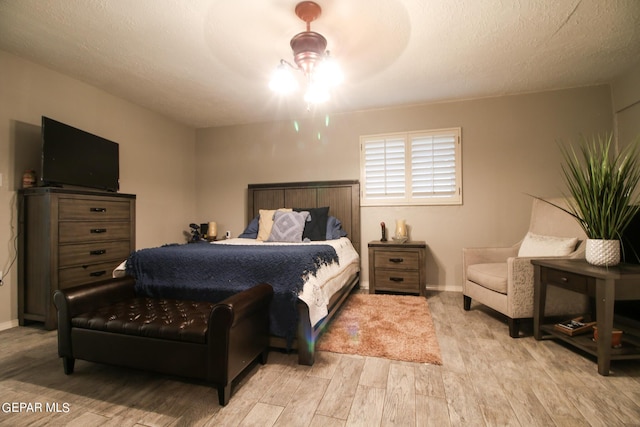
380, 221, 387, 242
189, 223, 201, 242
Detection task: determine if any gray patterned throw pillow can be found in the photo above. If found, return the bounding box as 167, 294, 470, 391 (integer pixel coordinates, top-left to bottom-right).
267, 210, 310, 242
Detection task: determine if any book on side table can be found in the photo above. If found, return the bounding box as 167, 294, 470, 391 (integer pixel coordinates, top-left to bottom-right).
554, 317, 596, 336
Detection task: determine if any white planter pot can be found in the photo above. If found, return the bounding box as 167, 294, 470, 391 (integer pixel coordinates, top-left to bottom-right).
585, 239, 620, 266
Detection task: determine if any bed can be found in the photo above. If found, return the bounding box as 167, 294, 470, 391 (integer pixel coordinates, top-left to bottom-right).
125, 180, 361, 365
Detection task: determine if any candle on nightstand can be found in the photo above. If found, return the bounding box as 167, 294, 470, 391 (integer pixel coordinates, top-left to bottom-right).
208, 222, 217, 241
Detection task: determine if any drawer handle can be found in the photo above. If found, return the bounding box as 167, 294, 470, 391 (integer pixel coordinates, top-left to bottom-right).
90, 207, 107, 213
89, 270, 107, 277
390, 277, 404, 282
560, 277, 569, 282
90, 228, 107, 234
90, 249, 106, 256
389, 258, 404, 263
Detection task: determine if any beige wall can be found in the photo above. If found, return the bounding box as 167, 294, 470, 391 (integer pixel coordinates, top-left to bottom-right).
196, 85, 613, 291
612, 60, 640, 147
0, 51, 197, 328
0, 47, 618, 328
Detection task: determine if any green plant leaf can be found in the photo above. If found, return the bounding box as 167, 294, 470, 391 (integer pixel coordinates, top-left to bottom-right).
536, 133, 640, 240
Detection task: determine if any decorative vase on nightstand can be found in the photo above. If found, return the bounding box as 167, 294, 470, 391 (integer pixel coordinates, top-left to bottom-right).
393, 219, 408, 243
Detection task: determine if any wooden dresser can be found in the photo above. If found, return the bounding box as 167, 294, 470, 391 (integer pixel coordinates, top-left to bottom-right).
368, 240, 427, 296
18, 187, 136, 329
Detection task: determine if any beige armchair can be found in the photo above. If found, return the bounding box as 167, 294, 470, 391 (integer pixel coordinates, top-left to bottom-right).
463, 198, 589, 337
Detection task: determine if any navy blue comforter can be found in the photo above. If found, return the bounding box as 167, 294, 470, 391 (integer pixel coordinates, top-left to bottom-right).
125, 242, 339, 345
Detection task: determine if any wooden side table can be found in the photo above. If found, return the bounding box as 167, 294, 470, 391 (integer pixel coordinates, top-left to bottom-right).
368, 240, 427, 297
532, 258, 640, 375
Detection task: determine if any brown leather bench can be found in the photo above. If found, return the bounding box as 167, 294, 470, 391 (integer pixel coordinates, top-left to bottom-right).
53, 276, 273, 406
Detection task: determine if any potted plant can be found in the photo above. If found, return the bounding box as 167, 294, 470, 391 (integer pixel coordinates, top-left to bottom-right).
538, 133, 640, 266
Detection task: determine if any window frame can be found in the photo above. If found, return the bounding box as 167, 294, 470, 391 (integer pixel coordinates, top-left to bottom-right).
359, 127, 462, 206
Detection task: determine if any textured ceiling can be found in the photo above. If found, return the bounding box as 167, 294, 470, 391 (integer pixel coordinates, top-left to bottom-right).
1, 0, 639, 128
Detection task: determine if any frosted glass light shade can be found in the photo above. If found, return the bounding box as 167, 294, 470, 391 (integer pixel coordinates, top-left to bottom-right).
315, 55, 343, 87
304, 81, 329, 103
269, 65, 298, 94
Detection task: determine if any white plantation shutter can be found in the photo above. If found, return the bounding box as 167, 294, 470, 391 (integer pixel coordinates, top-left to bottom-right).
362, 137, 406, 199
360, 128, 462, 206
411, 133, 458, 198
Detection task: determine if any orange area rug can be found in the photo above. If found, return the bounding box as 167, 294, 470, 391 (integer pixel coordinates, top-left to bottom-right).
316, 294, 442, 364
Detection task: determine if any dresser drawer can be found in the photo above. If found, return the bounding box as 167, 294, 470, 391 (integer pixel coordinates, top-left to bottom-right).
59, 221, 131, 243
58, 260, 122, 288
58, 241, 131, 268
374, 250, 420, 270
546, 268, 589, 293
59, 198, 131, 221
374, 269, 421, 293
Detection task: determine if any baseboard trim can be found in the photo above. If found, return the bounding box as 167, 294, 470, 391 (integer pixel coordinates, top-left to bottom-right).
426, 284, 462, 292
362, 281, 460, 293
0, 319, 19, 331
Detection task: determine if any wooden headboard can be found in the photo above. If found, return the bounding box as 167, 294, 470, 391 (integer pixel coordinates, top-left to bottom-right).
247, 180, 361, 253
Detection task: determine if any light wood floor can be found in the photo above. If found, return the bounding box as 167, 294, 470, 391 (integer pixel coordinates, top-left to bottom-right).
1, 290, 640, 426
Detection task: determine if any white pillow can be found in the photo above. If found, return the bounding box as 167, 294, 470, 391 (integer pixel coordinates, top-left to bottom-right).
518, 232, 579, 257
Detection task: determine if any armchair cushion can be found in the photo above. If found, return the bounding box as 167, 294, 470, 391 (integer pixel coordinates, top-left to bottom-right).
466, 263, 507, 294
517, 232, 578, 257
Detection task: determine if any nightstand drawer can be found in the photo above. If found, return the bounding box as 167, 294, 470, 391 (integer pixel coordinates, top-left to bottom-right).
546, 268, 589, 293
375, 269, 420, 292
374, 251, 420, 270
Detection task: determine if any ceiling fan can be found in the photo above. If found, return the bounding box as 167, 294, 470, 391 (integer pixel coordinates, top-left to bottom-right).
269, 1, 343, 105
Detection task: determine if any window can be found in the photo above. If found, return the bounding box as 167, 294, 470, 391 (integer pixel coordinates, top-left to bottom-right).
360, 128, 462, 206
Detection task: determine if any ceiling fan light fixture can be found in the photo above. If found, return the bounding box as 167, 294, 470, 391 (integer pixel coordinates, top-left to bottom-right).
269, 61, 299, 94
315, 52, 343, 87
304, 80, 330, 104
290, 31, 327, 75
269, 1, 341, 105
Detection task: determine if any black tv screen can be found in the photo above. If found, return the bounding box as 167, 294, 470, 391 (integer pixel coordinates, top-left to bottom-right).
41, 116, 119, 192
622, 209, 640, 264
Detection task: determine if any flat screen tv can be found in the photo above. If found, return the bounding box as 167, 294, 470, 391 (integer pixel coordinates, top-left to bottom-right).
41, 116, 119, 192
622, 209, 640, 264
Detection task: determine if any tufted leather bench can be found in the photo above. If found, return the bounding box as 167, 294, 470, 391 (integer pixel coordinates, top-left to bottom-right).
54, 276, 273, 406
71, 298, 216, 343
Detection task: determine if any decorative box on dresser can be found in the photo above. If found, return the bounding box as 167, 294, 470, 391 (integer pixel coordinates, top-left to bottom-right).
18, 187, 136, 329
368, 240, 427, 297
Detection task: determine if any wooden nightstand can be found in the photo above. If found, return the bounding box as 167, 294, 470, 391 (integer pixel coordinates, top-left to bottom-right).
368, 240, 427, 296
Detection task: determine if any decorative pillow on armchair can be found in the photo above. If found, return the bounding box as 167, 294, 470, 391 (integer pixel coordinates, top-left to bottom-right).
267, 210, 310, 243
518, 232, 578, 257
